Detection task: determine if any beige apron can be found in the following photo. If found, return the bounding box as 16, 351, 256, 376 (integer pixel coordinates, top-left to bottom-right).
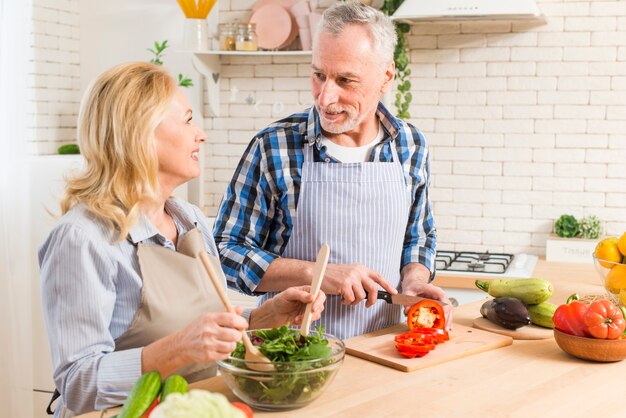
57, 228, 223, 417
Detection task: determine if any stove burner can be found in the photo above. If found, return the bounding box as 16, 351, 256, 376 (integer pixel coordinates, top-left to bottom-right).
435, 251, 514, 274
467, 261, 485, 271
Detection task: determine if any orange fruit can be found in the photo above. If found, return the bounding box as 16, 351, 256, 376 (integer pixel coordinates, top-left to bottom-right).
618, 232, 626, 257
595, 237, 623, 268
620, 289, 626, 307
605, 264, 626, 293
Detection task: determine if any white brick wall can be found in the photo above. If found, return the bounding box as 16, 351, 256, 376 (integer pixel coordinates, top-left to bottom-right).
198, 0, 626, 256
28, 0, 80, 155
26, 0, 626, 255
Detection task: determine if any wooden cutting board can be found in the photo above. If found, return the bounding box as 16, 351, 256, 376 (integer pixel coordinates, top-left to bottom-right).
472, 317, 554, 340
344, 323, 513, 372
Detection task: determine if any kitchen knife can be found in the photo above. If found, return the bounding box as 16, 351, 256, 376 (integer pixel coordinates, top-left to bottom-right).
377, 290, 447, 307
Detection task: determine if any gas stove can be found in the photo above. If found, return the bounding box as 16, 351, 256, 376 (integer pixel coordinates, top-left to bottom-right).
435, 251, 538, 278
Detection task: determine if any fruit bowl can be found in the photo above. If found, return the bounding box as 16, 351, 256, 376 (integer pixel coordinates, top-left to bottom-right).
216, 331, 345, 411
553, 329, 626, 362
593, 255, 626, 307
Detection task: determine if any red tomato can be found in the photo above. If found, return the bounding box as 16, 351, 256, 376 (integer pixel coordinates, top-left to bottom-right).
583, 299, 626, 340
232, 401, 254, 418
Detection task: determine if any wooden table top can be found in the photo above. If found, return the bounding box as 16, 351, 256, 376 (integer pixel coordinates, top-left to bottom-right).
80, 259, 625, 418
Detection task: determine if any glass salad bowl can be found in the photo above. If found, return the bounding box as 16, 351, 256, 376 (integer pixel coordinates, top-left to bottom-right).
216, 328, 345, 411
593, 255, 626, 307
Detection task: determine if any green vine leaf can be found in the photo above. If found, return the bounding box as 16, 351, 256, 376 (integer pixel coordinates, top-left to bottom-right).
382, 0, 412, 119
147, 40, 193, 88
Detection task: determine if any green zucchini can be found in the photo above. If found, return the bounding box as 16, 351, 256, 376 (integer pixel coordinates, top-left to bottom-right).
475, 278, 554, 305
527, 302, 557, 328
160, 374, 188, 402
117, 371, 161, 418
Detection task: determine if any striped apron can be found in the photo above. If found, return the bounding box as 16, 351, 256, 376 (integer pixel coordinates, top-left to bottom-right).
259, 140, 410, 340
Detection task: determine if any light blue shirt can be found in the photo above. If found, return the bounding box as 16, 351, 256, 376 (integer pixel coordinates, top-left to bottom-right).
38, 199, 218, 415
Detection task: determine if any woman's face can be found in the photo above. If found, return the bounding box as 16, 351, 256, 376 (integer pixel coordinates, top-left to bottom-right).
154, 88, 206, 193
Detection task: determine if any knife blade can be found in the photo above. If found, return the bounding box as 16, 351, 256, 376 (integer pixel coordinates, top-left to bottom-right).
377, 290, 445, 307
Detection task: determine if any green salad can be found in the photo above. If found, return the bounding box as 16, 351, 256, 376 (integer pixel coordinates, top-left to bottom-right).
229, 325, 336, 405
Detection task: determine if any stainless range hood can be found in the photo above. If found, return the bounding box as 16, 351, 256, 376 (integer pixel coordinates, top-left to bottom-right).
391, 0, 543, 22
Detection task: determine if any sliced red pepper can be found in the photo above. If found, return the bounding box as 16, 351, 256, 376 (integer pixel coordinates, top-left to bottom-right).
407, 300, 446, 330
232, 402, 254, 418
409, 327, 450, 343
583, 299, 626, 340
395, 341, 435, 358
553, 294, 590, 337
141, 397, 159, 418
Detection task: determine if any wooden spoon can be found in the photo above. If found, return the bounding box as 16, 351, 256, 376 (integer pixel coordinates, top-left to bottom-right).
300, 244, 330, 337
198, 251, 274, 372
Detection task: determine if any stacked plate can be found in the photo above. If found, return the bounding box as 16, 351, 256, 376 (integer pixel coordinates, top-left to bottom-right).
250, 0, 299, 50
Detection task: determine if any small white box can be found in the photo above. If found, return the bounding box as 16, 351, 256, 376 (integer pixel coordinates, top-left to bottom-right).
545, 234, 597, 264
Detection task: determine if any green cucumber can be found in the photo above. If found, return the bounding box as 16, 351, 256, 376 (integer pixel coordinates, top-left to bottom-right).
160, 374, 188, 402
57, 143, 80, 154
527, 302, 557, 328
117, 371, 161, 418
475, 278, 554, 305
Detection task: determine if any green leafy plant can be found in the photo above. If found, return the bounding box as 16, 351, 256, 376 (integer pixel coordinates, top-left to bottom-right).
382, 0, 412, 119
578, 215, 603, 239
147, 40, 193, 87
554, 214, 579, 238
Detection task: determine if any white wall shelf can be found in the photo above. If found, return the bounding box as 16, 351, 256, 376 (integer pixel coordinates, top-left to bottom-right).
190, 50, 312, 116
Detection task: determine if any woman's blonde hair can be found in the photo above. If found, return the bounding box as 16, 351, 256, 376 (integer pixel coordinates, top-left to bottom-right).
61, 62, 176, 240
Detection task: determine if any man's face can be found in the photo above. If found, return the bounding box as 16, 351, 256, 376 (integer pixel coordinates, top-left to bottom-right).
311, 25, 394, 136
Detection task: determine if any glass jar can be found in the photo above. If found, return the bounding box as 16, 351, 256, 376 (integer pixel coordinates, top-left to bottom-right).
219, 23, 236, 51
235, 23, 258, 51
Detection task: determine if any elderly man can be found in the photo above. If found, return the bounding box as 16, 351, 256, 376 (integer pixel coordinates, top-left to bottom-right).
214, 2, 450, 339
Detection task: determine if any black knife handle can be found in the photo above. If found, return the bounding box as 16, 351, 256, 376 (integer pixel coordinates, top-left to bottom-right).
377, 290, 392, 304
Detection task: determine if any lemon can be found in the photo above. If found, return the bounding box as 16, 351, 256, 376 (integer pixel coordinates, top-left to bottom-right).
606, 264, 626, 293
595, 237, 623, 268
618, 232, 626, 257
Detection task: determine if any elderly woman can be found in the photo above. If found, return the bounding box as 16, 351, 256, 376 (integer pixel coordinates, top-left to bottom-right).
39, 62, 326, 417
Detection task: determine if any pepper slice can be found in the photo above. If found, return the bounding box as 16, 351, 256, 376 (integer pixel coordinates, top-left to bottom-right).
394, 330, 439, 358
396, 342, 435, 358
409, 327, 450, 343
407, 300, 446, 330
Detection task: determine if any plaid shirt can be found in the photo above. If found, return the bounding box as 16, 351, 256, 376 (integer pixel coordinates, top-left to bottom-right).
214, 103, 437, 295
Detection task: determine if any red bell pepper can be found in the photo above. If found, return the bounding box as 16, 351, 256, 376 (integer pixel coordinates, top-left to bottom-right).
394, 328, 449, 358
407, 300, 446, 330
552, 294, 590, 337
583, 299, 626, 340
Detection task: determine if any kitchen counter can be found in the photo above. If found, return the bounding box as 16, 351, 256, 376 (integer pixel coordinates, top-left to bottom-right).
80, 260, 624, 418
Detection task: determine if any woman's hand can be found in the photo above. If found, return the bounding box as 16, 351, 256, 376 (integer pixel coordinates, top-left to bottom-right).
250, 286, 326, 329
142, 309, 248, 375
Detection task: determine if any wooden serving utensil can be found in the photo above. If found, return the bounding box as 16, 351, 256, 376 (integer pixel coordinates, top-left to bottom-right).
300, 244, 330, 337
198, 251, 274, 372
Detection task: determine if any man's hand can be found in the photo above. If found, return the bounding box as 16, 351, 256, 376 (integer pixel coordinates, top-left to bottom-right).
401, 263, 454, 330
320, 263, 397, 307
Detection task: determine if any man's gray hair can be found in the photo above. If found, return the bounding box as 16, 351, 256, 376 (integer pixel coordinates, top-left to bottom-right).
316, 1, 397, 63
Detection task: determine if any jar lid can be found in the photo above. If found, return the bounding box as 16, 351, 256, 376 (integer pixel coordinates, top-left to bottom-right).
238, 22, 256, 28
